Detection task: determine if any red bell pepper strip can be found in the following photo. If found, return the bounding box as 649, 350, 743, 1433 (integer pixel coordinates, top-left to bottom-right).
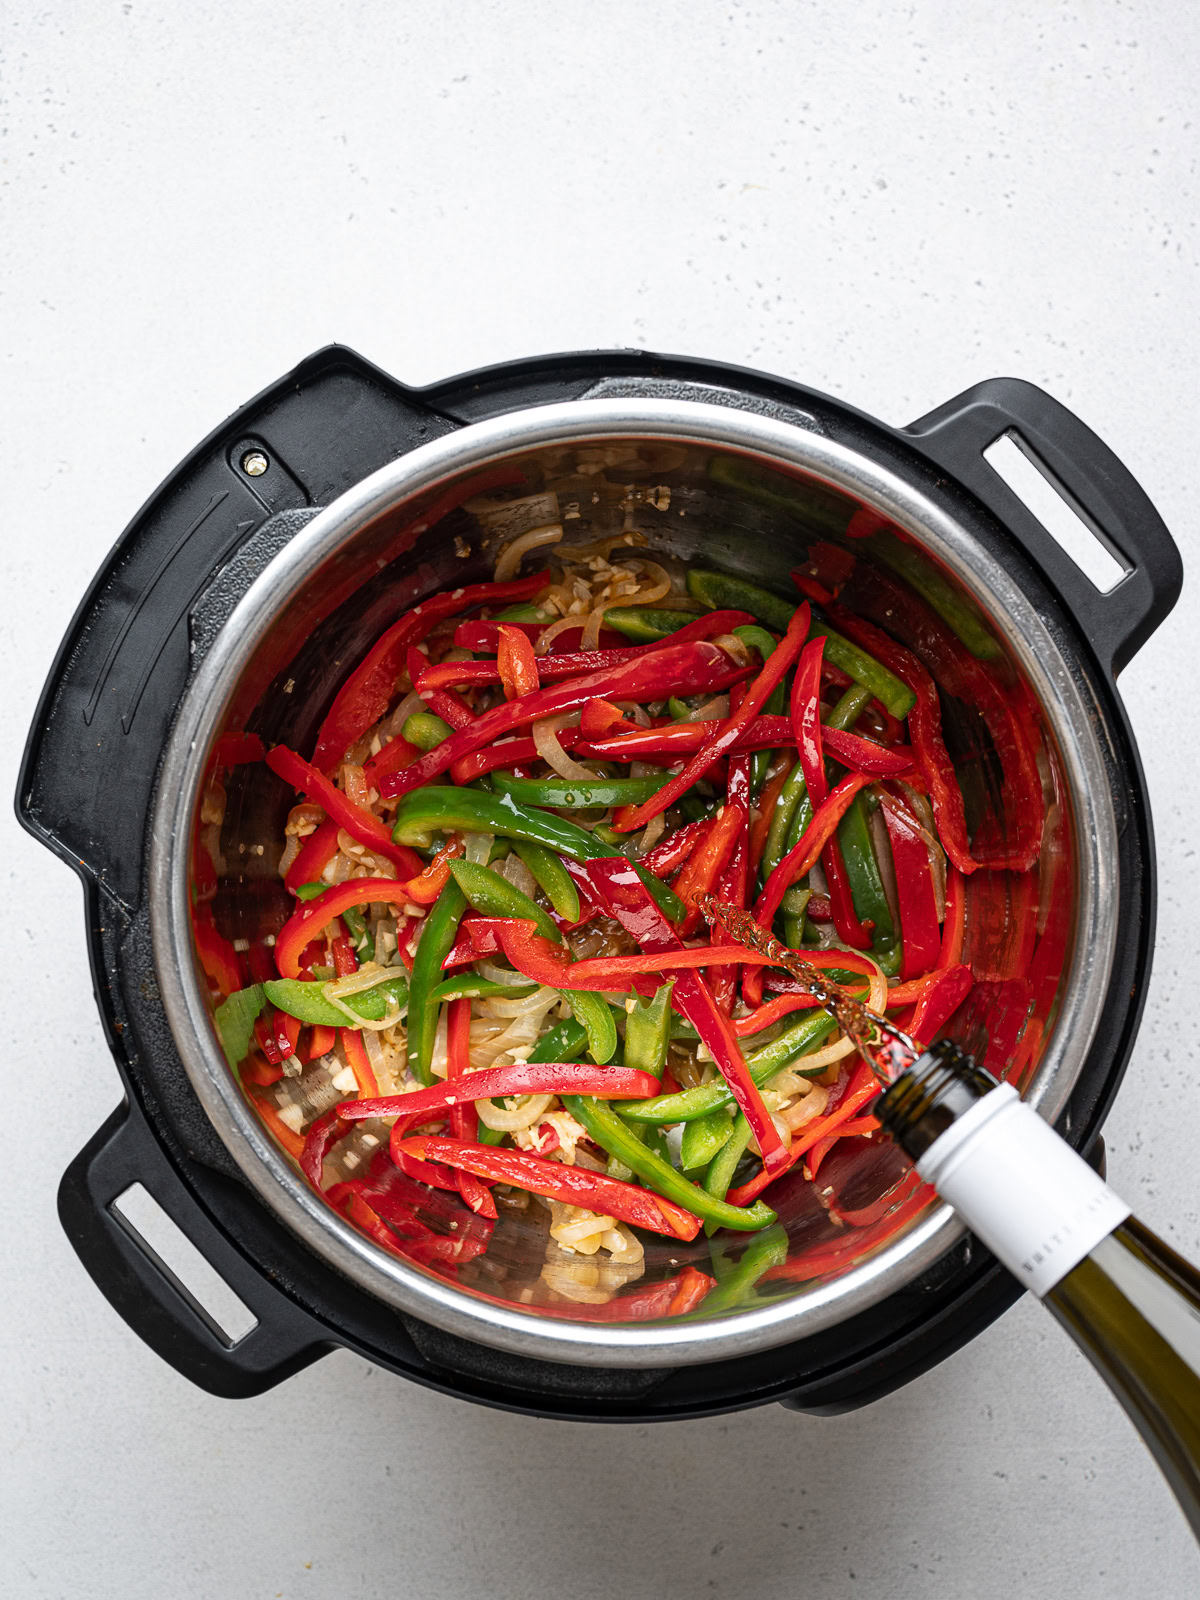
455, 618, 544, 648
379, 640, 751, 801
610, 603, 811, 833
791, 633, 873, 949
399, 838, 463, 906
265, 745, 423, 879
361, 732, 421, 787
300, 1105, 351, 1188
727, 1059, 881, 1206
249, 1087, 306, 1160
843, 562, 1042, 872
805, 892, 833, 922
397, 1136, 702, 1241
731, 957, 878, 1037
310, 573, 551, 773
284, 816, 342, 895
795, 578, 978, 876
907, 962, 974, 1043
193, 907, 244, 997
255, 1008, 301, 1066
333, 1030, 381, 1109
447, 727, 589, 785
275, 878, 418, 978
938, 866, 966, 969
444, 997, 496, 1218
639, 816, 714, 878
497, 624, 541, 700
304, 1023, 338, 1062
241, 1051, 284, 1088
804, 1114, 881, 1179
324, 929, 380, 1100
879, 793, 942, 980
337, 1062, 663, 1123
405, 647, 474, 730
214, 731, 266, 766
673, 798, 745, 936
707, 747, 752, 1008
585, 857, 790, 1178
580, 697, 629, 739
388, 1124, 463, 1193
441, 915, 507, 969
578, 715, 912, 775
418, 611, 756, 695
495, 920, 774, 989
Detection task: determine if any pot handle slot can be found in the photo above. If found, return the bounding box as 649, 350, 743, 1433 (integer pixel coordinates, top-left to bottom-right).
59, 1102, 332, 1397
905, 378, 1181, 676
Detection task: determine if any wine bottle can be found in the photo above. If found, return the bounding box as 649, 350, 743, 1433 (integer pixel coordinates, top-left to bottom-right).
877, 1041, 1200, 1537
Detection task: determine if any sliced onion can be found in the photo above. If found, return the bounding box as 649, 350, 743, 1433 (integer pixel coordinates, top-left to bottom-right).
712, 632, 752, 667
474, 959, 524, 988
464, 832, 494, 865
475, 1092, 555, 1132
896, 781, 947, 922
619, 560, 672, 607
533, 714, 600, 780
494, 523, 563, 582
478, 984, 558, 1018
635, 812, 667, 854
501, 852, 539, 898
869, 804, 901, 935
686, 694, 729, 723
534, 614, 582, 654
580, 606, 607, 650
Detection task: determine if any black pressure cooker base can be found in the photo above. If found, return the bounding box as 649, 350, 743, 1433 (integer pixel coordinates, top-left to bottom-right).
23, 345, 1177, 1417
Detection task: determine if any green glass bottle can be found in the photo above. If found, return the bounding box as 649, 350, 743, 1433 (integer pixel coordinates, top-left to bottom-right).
878, 1041, 1200, 1538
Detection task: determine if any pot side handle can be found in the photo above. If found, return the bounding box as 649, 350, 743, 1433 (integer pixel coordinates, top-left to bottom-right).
59, 1102, 333, 1398
905, 378, 1182, 677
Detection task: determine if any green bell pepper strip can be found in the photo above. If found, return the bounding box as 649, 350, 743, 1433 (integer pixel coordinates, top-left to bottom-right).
490, 770, 673, 810
703, 1113, 754, 1226
603, 606, 700, 642
341, 903, 375, 961
622, 1012, 838, 1124
263, 973, 409, 1027
512, 839, 580, 922
707, 456, 855, 538
407, 882, 468, 1085
686, 569, 915, 719
447, 858, 617, 1065
623, 983, 674, 1080
680, 1108, 735, 1171
869, 531, 1000, 660
402, 711, 455, 751
214, 984, 266, 1070
295, 881, 328, 901
448, 859, 560, 943
837, 794, 902, 976
699, 1224, 790, 1309
492, 602, 550, 623
560, 1094, 778, 1233
762, 761, 808, 885
393, 787, 685, 922
667, 696, 691, 721
427, 975, 536, 1005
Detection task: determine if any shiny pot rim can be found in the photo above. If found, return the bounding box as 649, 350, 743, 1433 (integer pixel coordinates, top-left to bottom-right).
150, 396, 1119, 1368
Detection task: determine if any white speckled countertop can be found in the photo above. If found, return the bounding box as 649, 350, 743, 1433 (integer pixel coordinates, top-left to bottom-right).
3, 4, 1199, 1595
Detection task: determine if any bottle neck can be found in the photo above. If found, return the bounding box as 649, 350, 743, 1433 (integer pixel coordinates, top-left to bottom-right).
878, 1041, 1131, 1300
876, 1039, 999, 1160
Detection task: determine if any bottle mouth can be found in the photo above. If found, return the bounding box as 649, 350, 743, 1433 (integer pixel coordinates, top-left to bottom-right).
877, 1040, 1000, 1162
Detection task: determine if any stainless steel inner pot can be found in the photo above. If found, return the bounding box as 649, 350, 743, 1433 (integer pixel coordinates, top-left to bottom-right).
150, 398, 1118, 1368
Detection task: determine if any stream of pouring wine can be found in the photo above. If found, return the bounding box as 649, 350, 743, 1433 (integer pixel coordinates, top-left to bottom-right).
695, 894, 919, 1085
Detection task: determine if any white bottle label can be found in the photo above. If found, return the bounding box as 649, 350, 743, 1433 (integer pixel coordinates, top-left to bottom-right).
916, 1085, 1132, 1298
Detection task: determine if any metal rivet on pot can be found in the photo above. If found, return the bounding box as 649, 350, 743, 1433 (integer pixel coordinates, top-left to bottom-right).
241, 450, 269, 477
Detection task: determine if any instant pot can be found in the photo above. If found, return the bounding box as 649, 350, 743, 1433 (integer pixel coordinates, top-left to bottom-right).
18, 346, 1180, 1418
